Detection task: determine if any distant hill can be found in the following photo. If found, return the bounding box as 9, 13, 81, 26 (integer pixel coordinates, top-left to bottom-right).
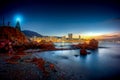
0, 26, 28, 44
22, 30, 42, 37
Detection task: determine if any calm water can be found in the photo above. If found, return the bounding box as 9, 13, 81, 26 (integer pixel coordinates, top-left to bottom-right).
54, 42, 76, 48
32, 42, 120, 80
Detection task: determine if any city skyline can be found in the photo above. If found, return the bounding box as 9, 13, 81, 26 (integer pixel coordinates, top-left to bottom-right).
0, 0, 120, 37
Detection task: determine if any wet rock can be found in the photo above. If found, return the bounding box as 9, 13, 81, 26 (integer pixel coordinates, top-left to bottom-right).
73, 39, 98, 50
0, 39, 13, 54
5, 55, 21, 64
80, 49, 87, 55
74, 55, 79, 57
88, 39, 98, 50
15, 51, 26, 56
31, 57, 65, 79
39, 40, 55, 50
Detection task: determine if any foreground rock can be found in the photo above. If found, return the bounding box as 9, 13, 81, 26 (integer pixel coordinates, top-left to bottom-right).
80, 49, 87, 55
39, 40, 56, 50
0, 52, 65, 80
0, 26, 28, 45
73, 39, 98, 50
88, 39, 98, 50
73, 39, 98, 55
0, 26, 29, 53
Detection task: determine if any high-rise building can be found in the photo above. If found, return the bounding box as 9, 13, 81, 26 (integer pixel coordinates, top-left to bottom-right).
62, 36, 66, 40
68, 33, 73, 40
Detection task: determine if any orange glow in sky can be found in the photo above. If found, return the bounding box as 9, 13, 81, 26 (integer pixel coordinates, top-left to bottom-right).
65, 32, 120, 40
80, 32, 103, 39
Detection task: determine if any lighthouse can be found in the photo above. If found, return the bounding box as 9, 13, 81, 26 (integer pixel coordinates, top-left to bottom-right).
15, 21, 21, 31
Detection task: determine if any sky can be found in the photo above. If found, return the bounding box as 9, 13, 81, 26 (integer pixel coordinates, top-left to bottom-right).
0, 0, 120, 36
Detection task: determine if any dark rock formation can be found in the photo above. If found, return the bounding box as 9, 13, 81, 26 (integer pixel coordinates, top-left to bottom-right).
88, 39, 98, 50
39, 40, 55, 50
80, 42, 87, 55
0, 26, 29, 52
0, 26, 28, 44
0, 39, 10, 53
80, 49, 87, 55
73, 39, 98, 55
73, 39, 98, 50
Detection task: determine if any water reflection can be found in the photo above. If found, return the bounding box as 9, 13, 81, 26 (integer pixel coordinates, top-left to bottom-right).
54, 42, 78, 48
32, 42, 120, 80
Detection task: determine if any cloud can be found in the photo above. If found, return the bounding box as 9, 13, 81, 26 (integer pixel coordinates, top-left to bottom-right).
95, 32, 120, 40
111, 18, 120, 21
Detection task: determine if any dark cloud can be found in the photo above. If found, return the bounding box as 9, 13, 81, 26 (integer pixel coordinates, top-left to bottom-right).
111, 18, 120, 21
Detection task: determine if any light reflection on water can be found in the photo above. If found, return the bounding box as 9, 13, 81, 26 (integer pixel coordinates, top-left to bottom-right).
54, 42, 78, 48
32, 42, 120, 80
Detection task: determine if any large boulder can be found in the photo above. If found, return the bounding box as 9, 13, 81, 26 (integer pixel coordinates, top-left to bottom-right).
88, 39, 98, 49
73, 39, 98, 50
80, 49, 87, 55
39, 40, 55, 50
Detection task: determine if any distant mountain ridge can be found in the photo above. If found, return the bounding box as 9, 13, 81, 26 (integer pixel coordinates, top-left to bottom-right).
22, 30, 42, 37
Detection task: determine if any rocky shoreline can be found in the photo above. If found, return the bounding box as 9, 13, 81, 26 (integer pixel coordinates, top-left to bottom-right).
0, 26, 99, 79
0, 51, 67, 80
